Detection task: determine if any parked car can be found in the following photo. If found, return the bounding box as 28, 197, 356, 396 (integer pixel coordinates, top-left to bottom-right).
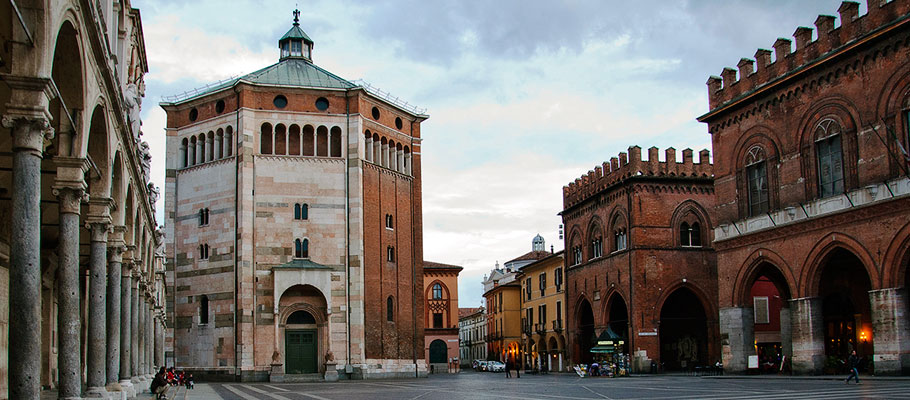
476, 360, 489, 371
487, 361, 505, 372
472, 359, 482, 370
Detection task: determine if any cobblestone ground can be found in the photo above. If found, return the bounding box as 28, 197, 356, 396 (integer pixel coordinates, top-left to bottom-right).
181, 371, 910, 400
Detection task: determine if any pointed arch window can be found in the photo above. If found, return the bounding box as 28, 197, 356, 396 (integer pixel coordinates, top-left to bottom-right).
815, 119, 844, 198
745, 145, 769, 216
198, 244, 210, 260
680, 221, 702, 247
591, 235, 603, 258
432, 283, 443, 300
295, 238, 309, 258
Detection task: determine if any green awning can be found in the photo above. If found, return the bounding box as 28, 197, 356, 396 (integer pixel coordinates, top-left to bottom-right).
590, 345, 615, 354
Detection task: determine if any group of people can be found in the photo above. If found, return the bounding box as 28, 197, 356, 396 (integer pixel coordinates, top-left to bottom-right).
504, 360, 521, 378
150, 367, 195, 399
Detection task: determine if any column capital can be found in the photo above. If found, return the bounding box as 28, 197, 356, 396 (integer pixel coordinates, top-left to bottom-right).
2, 114, 54, 154
53, 186, 88, 215
85, 221, 112, 242
108, 244, 126, 263
86, 197, 115, 222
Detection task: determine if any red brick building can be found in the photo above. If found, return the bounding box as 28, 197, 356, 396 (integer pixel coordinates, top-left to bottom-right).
698, 0, 910, 375
561, 146, 717, 372
162, 11, 428, 380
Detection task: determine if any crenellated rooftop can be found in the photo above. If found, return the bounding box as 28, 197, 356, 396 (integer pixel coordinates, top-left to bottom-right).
562, 146, 713, 210
705, 0, 910, 112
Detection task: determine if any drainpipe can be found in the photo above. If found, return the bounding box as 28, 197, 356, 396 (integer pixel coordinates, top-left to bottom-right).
626, 184, 635, 370
345, 90, 352, 373
233, 93, 241, 379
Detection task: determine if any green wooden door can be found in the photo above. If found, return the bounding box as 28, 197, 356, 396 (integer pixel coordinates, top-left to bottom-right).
286, 330, 317, 374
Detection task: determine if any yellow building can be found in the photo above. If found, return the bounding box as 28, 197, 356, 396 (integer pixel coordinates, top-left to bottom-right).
424, 261, 462, 373
482, 235, 551, 364
518, 250, 567, 372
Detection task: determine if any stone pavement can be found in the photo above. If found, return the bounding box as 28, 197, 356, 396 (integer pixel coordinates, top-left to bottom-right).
190, 371, 910, 399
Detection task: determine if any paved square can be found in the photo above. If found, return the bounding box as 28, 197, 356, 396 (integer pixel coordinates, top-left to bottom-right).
195, 372, 910, 400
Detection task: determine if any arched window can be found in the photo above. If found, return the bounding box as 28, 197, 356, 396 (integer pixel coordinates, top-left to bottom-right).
589, 223, 603, 259
216, 128, 224, 159
385, 214, 394, 229
197, 133, 205, 164
180, 138, 188, 168
206, 131, 214, 162
303, 125, 315, 156
316, 126, 329, 157
432, 283, 443, 299
612, 215, 627, 252
387, 296, 394, 321
199, 295, 209, 324
293, 203, 307, 220
261, 123, 273, 154
294, 204, 301, 220
330, 126, 342, 157
275, 123, 287, 155
288, 124, 301, 155
364, 131, 373, 162
745, 145, 769, 216
225, 126, 234, 157
815, 119, 844, 198
199, 209, 205, 226
189, 136, 197, 166
387, 246, 395, 262
295, 238, 309, 258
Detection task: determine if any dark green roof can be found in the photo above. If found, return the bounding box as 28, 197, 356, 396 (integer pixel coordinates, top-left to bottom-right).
280, 25, 313, 43
272, 258, 333, 270
164, 58, 355, 104
242, 58, 354, 89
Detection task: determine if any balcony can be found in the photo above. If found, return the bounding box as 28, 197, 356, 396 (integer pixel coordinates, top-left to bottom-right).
552, 319, 563, 332
522, 318, 532, 335
535, 323, 547, 334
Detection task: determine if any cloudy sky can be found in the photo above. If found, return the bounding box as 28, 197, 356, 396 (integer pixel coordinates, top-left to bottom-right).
133, 0, 861, 307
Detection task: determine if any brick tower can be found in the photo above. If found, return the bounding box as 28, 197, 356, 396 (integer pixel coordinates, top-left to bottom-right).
162, 10, 429, 380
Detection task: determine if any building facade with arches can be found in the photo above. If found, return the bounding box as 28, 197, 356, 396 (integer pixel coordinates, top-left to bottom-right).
561, 146, 718, 373
699, 0, 910, 375
162, 12, 429, 381
518, 250, 567, 372
0, 1, 166, 399
423, 261, 461, 372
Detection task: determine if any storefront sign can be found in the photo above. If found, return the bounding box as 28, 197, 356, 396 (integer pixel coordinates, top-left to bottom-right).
638, 332, 657, 336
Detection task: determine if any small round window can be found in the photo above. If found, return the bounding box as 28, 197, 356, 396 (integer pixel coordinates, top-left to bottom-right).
273, 95, 288, 109
215, 99, 225, 113
189, 108, 198, 121
371, 106, 380, 120
315, 97, 329, 111
395, 117, 403, 130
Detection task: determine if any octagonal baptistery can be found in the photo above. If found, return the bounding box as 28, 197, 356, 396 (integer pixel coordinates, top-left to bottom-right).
161, 11, 429, 381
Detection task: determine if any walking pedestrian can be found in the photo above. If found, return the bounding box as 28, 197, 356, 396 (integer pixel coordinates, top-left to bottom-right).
505, 360, 512, 378
845, 350, 861, 384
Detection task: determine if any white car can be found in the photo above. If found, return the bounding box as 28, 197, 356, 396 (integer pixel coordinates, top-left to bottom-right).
487, 361, 506, 372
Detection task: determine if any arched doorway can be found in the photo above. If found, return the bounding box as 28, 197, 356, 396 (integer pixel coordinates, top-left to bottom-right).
278, 284, 328, 375
429, 339, 448, 364
659, 288, 708, 371
285, 311, 317, 374
606, 294, 629, 345
818, 248, 873, 361
576, 299, 595, 364
547, 336, 558, 372
745, 262, 792, 373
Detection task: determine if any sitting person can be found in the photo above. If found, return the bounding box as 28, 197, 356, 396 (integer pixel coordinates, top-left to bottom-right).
150, 367, 170, 400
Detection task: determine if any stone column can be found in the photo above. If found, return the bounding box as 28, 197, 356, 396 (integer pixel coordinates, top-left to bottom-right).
86, 221, 111, 398
869, 288, 910, 375
790, 297, 824, 374
106, 237, 125, 387
780, 307, 793, 360
54, 185, 85, 400
119, 258, 134, 395
138, 286, 146, 378
130, 267, 141, 384
155, 313, 164, 367
2, 112, 53, 400
719, 306, 754, 373
147, 300, 154, 373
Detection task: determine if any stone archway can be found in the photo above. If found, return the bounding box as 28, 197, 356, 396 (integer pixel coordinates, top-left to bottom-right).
659, 288, 708, 371
278, 285, 328, 375
744, 262, 793, 373
429, 339, 448, 364
818, 248, 873, 362
576, 298, 595, 365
